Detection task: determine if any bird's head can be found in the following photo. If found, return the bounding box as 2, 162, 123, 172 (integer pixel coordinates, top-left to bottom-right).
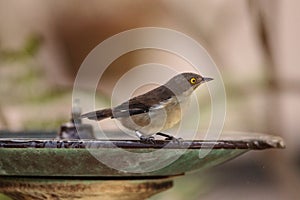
165, 72, 213, 95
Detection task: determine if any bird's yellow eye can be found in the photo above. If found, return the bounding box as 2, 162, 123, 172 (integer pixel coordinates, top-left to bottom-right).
190, 77, 197, 84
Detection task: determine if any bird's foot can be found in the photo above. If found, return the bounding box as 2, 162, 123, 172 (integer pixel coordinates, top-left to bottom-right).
139, 136, 156, 144
156, 132, 183, 144
168, 137, 183, 144
135, 131, 156, 144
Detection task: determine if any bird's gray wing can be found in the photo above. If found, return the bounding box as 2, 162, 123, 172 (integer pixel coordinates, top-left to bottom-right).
112, 85, 175, 118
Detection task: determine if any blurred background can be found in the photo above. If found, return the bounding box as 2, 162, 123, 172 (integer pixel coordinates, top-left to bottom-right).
0, 0, 299, 199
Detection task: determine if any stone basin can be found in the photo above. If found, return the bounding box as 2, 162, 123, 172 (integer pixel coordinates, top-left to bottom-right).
0, 131, 285, 200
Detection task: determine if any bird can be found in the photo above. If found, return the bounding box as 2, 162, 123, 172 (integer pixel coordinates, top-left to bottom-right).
80, 72, 213, 143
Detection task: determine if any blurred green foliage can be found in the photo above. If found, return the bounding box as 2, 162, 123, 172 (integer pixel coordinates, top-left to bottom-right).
0, 35, 42, 62
0, 34, 71, 131
0, 194, 11, 200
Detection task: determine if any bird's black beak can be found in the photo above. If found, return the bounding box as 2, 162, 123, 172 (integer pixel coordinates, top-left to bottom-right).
201, 77, 213, 83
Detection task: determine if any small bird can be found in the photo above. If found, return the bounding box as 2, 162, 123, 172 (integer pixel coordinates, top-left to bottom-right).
81, 72, 213, 142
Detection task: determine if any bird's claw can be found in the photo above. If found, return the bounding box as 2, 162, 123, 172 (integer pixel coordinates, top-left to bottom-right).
156, 132, 183, 144
165, 136, 183, 144
139, 136, 156, 144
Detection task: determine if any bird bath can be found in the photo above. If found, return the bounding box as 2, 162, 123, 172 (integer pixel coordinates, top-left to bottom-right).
0, 129, 284, 200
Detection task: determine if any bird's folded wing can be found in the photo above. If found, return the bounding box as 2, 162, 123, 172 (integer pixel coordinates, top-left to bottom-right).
112, 85, 174, 118
112, 101, 150, 118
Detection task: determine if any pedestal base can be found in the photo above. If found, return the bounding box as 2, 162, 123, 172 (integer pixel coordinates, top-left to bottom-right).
0, 177, 173, 200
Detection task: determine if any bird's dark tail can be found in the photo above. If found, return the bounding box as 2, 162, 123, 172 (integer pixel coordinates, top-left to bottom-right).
80, 108, 113, 121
